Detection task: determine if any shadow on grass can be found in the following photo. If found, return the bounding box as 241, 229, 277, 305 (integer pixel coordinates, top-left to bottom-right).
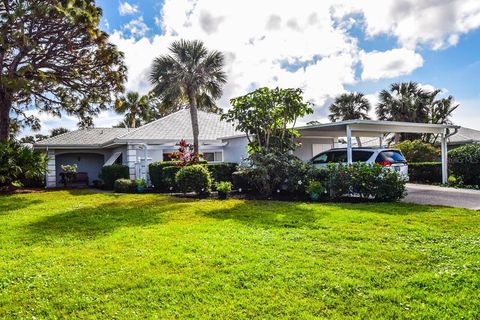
323, 201, 442, 216
198, 200, 332, 229
0, 196, 43, 213
26, 197, 189, 241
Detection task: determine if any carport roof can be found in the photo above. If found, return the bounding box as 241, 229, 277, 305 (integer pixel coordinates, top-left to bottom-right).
296, 119, 460, 137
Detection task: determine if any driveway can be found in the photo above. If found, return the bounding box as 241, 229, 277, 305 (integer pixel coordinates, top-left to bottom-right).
404, 183, 480, 210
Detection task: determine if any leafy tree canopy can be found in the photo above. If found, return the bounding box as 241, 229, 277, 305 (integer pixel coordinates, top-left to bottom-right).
223, 87, 313, 154
0, 0, 127, 141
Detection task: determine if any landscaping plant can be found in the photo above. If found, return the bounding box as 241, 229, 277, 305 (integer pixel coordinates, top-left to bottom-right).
59, 164, 78, 187
216, 181, 233, 200
135, 178, 147, 193
449, 144, 480, 186
175, 164, 212, 196
305, 180, 326, 201
394, 139, 439, 163
100, 165, 129, 190
113, 179, 137, 193
0, 140, 47, 191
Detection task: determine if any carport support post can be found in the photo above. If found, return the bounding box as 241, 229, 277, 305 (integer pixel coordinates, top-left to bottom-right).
441, 131, 448, 184
346, 125, 353, 165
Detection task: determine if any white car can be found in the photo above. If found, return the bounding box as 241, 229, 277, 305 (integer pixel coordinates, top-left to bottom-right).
310, 147, 409, 178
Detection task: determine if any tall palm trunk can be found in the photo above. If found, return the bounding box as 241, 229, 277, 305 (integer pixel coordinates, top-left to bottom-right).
0, 87, 12, 141
187, 87, 200, 154
355, 136, 362, 147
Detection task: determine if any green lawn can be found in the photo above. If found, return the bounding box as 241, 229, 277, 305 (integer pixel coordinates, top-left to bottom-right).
0, 191, 479, 319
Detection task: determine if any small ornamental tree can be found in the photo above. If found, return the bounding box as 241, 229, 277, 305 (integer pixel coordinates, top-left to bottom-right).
222, 87, 313, 196
171, 139, 200, 166
223, 87, 313, 154
0, 0, 127, 141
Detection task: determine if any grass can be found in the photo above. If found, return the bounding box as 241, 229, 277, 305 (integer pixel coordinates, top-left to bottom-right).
0, 190, 479, 319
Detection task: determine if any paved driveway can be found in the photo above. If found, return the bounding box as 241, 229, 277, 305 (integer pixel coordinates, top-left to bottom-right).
404, 183, 480, 210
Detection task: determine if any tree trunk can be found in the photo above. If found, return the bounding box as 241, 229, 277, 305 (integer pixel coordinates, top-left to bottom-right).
0, 87, 12, 142
355, 136, 362, 147
187, 87, 200, 154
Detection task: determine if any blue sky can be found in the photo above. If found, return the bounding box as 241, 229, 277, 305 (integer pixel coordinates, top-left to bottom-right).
32, 0, 480, 134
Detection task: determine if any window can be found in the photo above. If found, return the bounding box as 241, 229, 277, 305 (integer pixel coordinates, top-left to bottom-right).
202, 151, 223, 162
331, 151, 347, 163
375, 150, 406, 163
312, 152, 329, 164
352, 151, 374, 162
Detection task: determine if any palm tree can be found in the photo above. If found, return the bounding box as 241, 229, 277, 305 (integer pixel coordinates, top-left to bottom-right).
329, 92, 371, 146
424, 92, 459, 143
149, 39, 226, 154
376, 82, 430, 142
114, 92, 151, 128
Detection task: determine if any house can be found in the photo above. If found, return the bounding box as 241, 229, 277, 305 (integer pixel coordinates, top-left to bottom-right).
444, 127, 480, 146
34, 109, 463, 187
34, 110, 250, 187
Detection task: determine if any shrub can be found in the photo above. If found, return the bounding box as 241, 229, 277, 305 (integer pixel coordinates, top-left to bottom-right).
408, 162, 442, 183
324, 163, 407, 202
162, 166, 181, 191
92, 179, 104, 189
237, 152, 308, 196
149, 161, 180, 190
306, 180, 326, 201
100, 164, 129, 190
0, 141, 47, 191
113, 179, 137, 193
208, 163, 238, 183
395, 140, 439, 163
175, 165, 212, 196
149, 160, 207, 191
216, 181, 233, 199
232, 171, 250, 191
449, 144, 480, 186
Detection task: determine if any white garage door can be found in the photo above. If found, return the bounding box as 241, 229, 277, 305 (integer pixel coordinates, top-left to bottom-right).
312, 144, 332, 157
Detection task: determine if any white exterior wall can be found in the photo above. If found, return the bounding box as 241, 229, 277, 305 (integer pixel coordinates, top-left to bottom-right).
46, 150, 56, 188
294, 137, 335, 161
222, 136, 249, 163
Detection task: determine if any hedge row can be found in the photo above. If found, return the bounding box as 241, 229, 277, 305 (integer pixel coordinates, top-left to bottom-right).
99, 164, 129, 189
148, 161, 237, 191
408, 162, 442, 184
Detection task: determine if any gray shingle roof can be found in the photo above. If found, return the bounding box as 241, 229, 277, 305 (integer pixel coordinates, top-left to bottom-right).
34, 128, 130, 147
118, 109, 242, 141
448, 127, 480, 144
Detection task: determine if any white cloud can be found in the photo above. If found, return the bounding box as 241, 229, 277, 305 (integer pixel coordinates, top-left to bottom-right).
118, 1, 139, 16
360, 48, 424, 80
29, 0, 479, 132
341, 0, 480, 50
121, 16, 149, 39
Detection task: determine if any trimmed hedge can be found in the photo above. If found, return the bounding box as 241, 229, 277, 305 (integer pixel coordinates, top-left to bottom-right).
162, 166, 181, 191
175, 165, 212, 196
408, 162, 442, 183
114, 179, 137, 193
207, 163, 238, 183
149, 161, 181, 190
100, 165, 129, 190
449, 144, 480, 185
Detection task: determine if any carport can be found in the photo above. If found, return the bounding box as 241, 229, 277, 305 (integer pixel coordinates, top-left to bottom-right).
296, 120, 460, 184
